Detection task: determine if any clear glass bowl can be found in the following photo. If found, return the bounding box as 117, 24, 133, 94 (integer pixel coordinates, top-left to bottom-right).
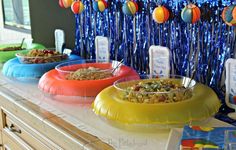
114, 75, 196, 104
16, 48, 68, 64
55, 59, 123, 80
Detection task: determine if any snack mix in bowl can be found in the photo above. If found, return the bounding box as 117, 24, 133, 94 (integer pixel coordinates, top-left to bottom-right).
55, 60, 123, 81
16, 49, 68, 64
114, 75, 195, 104
66, 67, 113, 80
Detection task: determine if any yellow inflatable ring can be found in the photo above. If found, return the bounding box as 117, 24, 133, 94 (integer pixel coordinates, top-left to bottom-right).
93, 83, 221, 126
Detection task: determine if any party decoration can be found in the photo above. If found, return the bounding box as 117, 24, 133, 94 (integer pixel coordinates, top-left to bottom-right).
152, 6, 170, 23
2, 55, 80, 80
180, 126, 236, 150
181, 4, 201, 24
93, 83, 220, 129
60, 0, 73, 8
59, 0, 65, 8
233, 6, 236, 21
74, 0, 236, 111
71, 1, 84, 14
39, 61, 139, 98
122, 0, 139, 16
222, 5, 236, 26
93, 0, 108, 12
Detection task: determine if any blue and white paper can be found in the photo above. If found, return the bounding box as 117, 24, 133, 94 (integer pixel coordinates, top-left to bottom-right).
149, 45, 170, 77
225, 59, 236, 109
95, 36, 110, 62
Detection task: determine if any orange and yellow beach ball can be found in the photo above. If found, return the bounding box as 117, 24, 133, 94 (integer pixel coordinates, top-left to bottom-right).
152, 6, 170, 23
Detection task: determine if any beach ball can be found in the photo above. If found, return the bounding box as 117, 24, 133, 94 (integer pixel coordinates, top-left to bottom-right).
233, 6, 236, 21
152, 6, 170, 23
93, 0, 108, 12
222, 5, 236, 26
59, 0, 65, 8
59, 0, 73, 8
181, 4, 201, 24
71, 1, 84, 14
122, 0, 139, 16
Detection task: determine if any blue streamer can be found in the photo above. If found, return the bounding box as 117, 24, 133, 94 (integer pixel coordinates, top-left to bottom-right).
74, 0, 236, 104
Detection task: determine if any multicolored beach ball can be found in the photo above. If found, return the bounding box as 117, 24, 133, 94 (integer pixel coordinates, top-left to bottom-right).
181, 4, 201, 24
122, 0, 139, 16
71, 1, 84, 14
222, 5, 236, 26
93, 0, 108, 12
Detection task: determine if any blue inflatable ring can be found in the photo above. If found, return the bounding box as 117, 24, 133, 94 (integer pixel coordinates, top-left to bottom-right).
2, 55, 81, 80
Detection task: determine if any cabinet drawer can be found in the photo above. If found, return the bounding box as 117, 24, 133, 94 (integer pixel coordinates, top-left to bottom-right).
2, 129, 32, 150
3, 110, 61, 150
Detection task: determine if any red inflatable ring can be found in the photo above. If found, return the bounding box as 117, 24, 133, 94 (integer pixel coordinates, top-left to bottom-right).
39, 62, 139, 97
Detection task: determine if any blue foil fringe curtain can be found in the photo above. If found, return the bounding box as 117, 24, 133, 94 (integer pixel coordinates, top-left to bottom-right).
74, 0, 236, 103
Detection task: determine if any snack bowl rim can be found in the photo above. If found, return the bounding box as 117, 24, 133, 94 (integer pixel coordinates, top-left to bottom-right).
15, 48, 68, 64
55, 59, 122, 75
113, 74, 196, 94
15, 53, 67, 58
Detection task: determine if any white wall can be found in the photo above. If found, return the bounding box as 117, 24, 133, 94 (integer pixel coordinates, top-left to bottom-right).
0, 0, 31, 44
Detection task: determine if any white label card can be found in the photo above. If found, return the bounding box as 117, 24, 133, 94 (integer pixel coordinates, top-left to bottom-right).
24, 38, 33, 49
95, 36, 110, 62
55, 29, 65, 53
149, 45, 170, 77
225, 58, 236, 109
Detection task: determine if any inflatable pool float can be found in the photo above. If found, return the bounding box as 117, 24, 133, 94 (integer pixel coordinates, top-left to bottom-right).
0, 43, 45, 63
38, 60, 139, 103
92, 75, 221, 130
2, 55, 81, 81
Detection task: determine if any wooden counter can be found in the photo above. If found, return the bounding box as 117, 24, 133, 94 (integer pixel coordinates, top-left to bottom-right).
0, 80, 114, 149
0, 75, 231, 150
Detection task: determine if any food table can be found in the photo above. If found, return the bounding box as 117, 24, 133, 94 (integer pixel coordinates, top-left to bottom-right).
0, 73, 231, 150
0, 0, 235, 149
